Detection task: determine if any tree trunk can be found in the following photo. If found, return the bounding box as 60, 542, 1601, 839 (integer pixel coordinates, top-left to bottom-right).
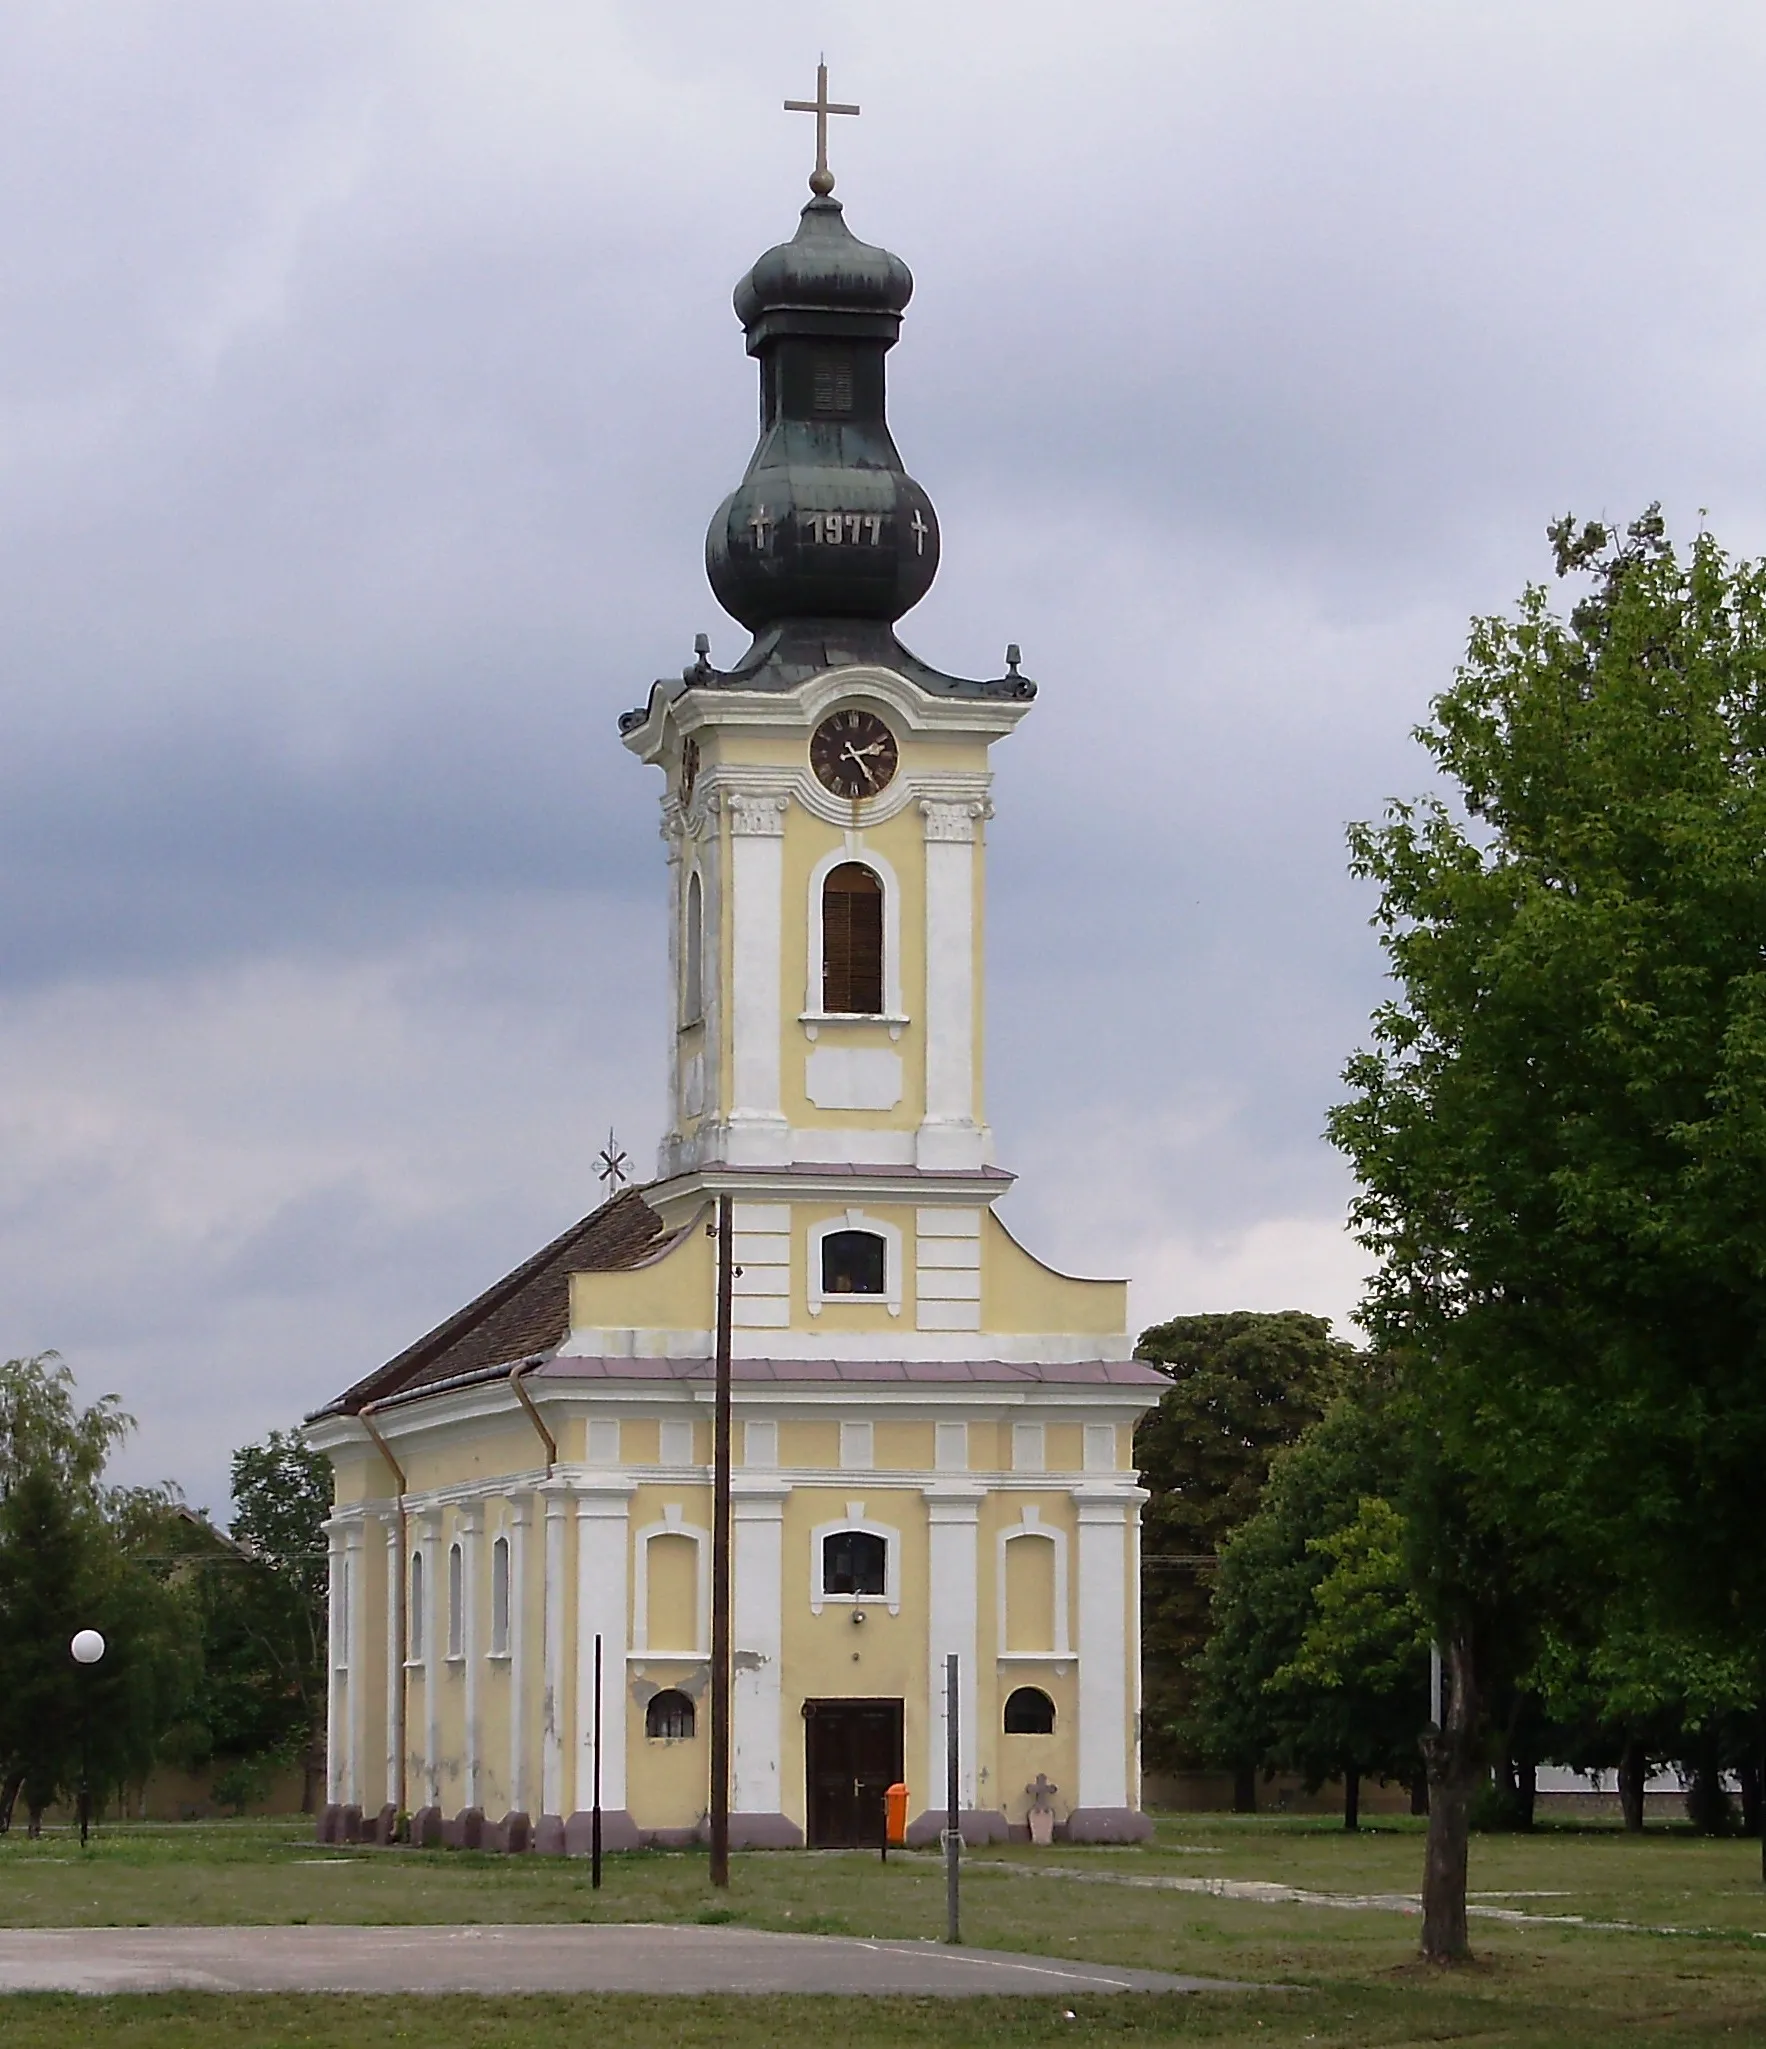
1232, 1761, 1257, 1814
0, 1771, 21, 1835
1410, 1772, 1429, 1816
26, 1802, 43, 1840
301, 1734, 324, 1817
1419, 1632, 1479, 1964
1735, 1761, 1760, 1840
1343, 1768, 1360, 1831
1516, 1757, 1536, 1832
1618, 1737, 1646, 1833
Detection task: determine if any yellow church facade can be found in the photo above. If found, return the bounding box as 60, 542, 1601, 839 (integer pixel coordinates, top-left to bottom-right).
308, 137, 1165, 1851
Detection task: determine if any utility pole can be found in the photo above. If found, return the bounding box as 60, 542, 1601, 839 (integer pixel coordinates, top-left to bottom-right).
709, 1192, 734, 1886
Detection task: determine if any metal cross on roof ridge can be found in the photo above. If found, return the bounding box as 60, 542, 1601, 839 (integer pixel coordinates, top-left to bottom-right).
784, 59, 859, 198
596, 1128, 632, 1203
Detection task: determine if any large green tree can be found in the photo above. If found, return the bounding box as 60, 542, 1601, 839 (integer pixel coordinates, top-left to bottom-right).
1134, 1312, 1355, 1795
1328, 509, 1766, 1958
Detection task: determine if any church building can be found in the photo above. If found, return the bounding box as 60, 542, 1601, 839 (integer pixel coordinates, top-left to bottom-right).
307, 93, 1166, 1851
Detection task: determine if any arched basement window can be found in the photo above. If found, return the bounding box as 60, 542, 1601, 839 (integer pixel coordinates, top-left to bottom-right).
1004, 1686, 1056, 1735
408, 1551, 425, 1662
646, 1689, 696, 1740
822, 862, 883, 1014
823, 1528, 888, 1598
683, 870, 704, 1023
822, 1228, 885, 1297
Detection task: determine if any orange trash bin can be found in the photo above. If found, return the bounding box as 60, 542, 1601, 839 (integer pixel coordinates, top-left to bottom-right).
885, 1782, 909, 1846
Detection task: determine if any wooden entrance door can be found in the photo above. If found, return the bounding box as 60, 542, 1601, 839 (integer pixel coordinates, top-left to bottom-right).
803, 1698, 904, 1848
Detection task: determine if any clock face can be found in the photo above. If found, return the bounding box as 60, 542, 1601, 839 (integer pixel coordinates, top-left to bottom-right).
678, 736, 700, 803
810, 708, 898, 800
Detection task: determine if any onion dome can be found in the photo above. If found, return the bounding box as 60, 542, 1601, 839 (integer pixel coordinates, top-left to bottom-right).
705, 194, 941, 632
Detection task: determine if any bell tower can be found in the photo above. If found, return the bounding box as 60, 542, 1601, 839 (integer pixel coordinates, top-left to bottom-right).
621, 105, 1035, 1189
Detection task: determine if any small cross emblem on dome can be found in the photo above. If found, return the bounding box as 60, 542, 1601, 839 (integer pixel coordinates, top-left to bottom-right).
784, 61, 860, 198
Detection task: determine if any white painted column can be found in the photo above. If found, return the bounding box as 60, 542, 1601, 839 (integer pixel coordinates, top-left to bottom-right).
457, 1504, 483, 1809
344, 1520, 366, 1807
924, 1487, 983, 1806
1074, 1493, 1132, 1809
420, 1509, 443, 1808
384, 1520, 404, 1813
1128, 1494, 1145, 1810
732, 1482, 789, 1816
540, 1487, 570, 1817
574, 1484, 635, 1814
325, 1519, 346, 1805
723, 789, 789, 1165
507, 1493, 532, 1816
918, 800, 984, 1171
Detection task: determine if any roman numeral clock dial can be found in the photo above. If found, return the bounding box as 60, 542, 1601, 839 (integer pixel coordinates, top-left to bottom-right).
810, 709, 898, 800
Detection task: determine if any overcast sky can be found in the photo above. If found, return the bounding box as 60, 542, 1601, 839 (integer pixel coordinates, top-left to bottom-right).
4, 1, 1765, 1518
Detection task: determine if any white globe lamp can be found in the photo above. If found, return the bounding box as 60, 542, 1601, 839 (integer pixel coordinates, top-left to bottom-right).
70, 1629, 106, 1666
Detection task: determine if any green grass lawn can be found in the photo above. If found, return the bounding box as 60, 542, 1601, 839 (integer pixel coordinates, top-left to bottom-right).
3, 1813, 1764, 2045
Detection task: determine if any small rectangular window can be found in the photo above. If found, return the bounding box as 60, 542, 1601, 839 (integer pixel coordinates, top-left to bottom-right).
1084, 1423, 1117, 1472
745, 1420, 778, 1469
409, 1552, 425, 1662
587, 1419, 620, 1465
840, 1421, 874, 1471
490, 1535, 511, 1656
935, 1422, 968, 1473
1012, 1423, 1046, 1473
659, 1418, 694, 1466
811, 351, 854, 414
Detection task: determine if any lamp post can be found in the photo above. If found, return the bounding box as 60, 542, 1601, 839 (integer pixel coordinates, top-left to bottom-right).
69, 1629, 105, 1848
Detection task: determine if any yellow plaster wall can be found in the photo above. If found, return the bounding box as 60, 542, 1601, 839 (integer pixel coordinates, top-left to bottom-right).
570, 1212, 714, 1332
980, 1212, 1127, 1335
1004, 1531, 1057, 1652
625, 1676, 708, 1829
779, 1420, 839, 1470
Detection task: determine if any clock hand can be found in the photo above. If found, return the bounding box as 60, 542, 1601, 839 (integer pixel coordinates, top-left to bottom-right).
839, 744, 879, 788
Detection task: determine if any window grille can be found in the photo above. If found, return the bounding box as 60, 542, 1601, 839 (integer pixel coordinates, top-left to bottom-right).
645, 1689, 696, 1740
822, 863, 883, 1014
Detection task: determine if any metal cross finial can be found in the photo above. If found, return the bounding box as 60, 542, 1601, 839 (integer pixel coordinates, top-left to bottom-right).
784, 60, 859, 197
596, 1128, 631, 1203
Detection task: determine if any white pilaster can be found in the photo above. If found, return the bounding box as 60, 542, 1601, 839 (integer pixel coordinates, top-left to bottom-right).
420, 1509, 443, 1808
924, 1487, 983, 1805
1074, 1492, 1131, 1809
344, 1520, 366, 1807
457, 1504, 483, 1809
918, 800, 986, 1171
325, 1520, 346, 1805
384, 1520, 403, 1813
733, 1482, 790, 1816
540, 1487, 569, 1817
574, 1484, 635, 1813
507, 1493, 532, 1816
723, 789, 789, 1165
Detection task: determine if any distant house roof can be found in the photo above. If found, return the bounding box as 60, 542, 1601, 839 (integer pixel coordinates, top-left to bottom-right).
316, 1187, 669, 1417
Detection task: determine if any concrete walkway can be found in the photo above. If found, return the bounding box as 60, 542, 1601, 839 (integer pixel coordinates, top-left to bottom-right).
0, 1923, 1241, 1997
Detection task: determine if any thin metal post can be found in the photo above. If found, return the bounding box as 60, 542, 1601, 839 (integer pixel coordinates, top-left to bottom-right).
591, 1631, 603, 1890
709, 1192, 734, 1887
944, 1652, 960, 1944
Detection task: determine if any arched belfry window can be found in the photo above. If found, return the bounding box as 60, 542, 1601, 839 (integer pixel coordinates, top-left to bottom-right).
822, 1229, 885, 1297
683, 870, 704, 1023
822, 863, 883, 1015
823, 1528, 888, 1598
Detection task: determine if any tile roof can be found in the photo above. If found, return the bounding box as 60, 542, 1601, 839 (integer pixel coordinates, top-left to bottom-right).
319, 1188, 671, 1416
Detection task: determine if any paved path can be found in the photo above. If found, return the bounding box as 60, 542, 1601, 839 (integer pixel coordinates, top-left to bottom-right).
0, 1923, 1241, 1997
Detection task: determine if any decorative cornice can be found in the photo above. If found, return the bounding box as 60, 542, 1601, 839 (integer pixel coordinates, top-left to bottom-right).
725, 789, 790, 837
921, 798, 988, 843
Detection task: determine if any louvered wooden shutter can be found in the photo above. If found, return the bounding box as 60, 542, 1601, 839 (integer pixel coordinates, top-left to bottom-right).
823, 863, 884, 1013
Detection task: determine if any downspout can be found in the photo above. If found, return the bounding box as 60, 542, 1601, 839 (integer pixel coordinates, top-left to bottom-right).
511, 1357, 557, 1477
358, 1403, 408, 1821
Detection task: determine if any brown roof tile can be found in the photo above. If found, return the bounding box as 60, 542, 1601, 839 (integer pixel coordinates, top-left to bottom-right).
321, 1188, 671, 1415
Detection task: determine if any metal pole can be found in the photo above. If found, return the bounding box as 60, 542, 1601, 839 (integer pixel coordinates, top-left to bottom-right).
79, 1689, 90, 1850
709, 1192, 734, 1887
591, 1631, 603, 1890
944, 1652, 960, 1944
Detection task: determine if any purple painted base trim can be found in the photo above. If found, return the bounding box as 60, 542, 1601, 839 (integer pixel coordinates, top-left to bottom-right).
533, 1814, 566, 1856
410, 1805, 444, 1848
1064, 1806, 1155, 1844
316, 1804, 339, 1843
727, 1811, 805, 1849
564, 1809, 641, 1854
644, 1825, 701, 1850
903, 1808, 1009, 1848
498, 1811, 531, 1854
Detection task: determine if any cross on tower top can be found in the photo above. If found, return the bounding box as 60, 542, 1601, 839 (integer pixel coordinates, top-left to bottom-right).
784, 60, 859, 198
